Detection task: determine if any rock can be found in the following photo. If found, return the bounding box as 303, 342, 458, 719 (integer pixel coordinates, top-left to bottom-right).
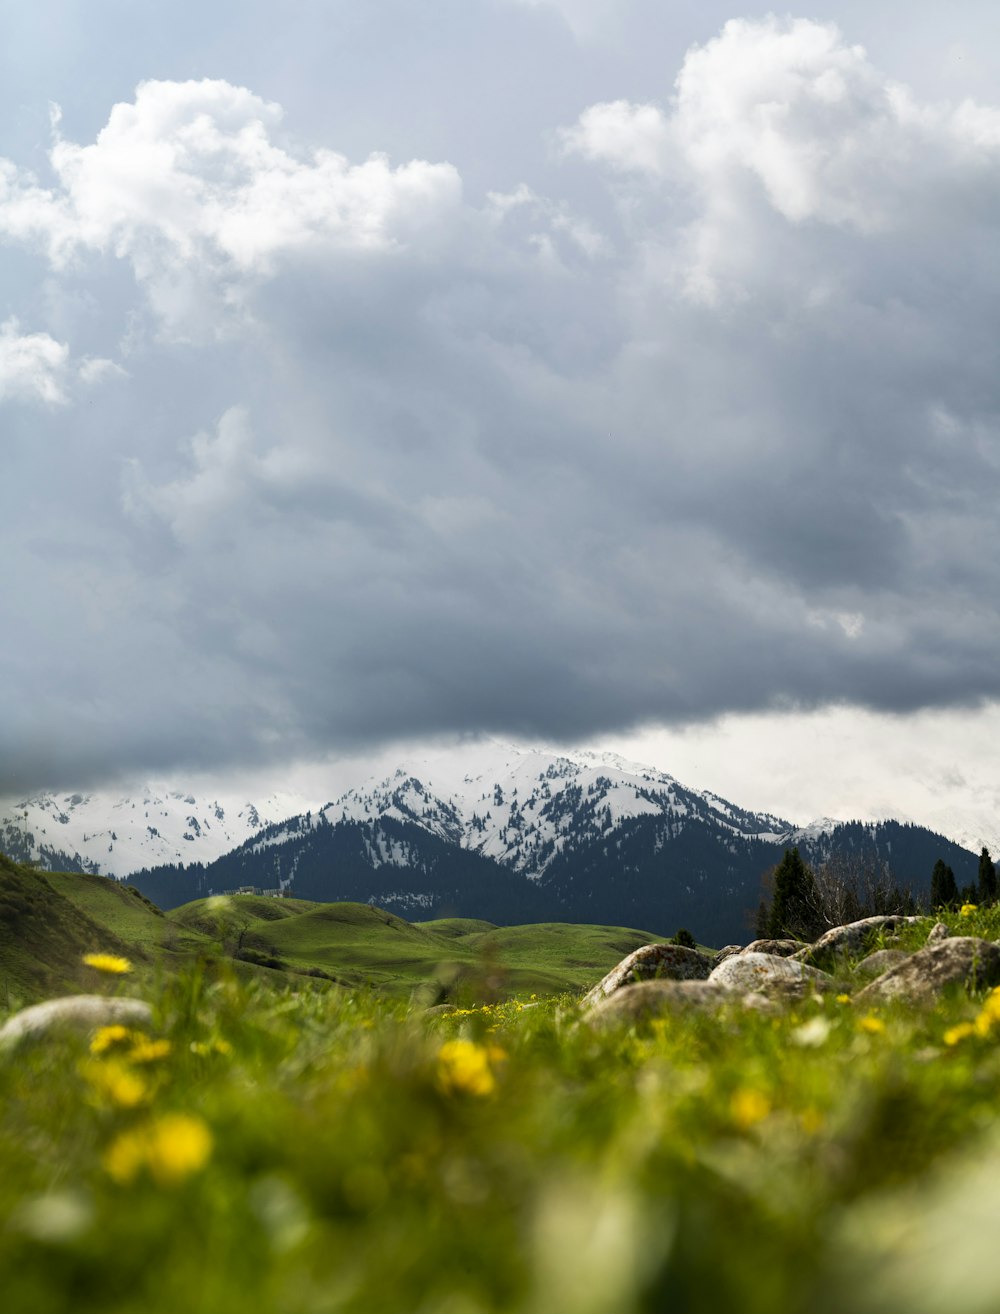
582, 943, 713, 1008
925, 922, 950, 946
585, 979, 771, 1025
853, 949, 910, 981
740, 939, 805, 958
855, 937, 1000, 1005
793, 915, 923, 968
0, 995, 154, 1048
708, 951, 833, 995
712, 945, 743, 968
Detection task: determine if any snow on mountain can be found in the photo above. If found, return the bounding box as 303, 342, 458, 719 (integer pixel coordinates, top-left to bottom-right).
0, 785, 317, 877
306, 740, 796, 878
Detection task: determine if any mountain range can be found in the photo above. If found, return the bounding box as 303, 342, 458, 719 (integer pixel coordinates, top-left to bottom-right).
2, 743, 979, 945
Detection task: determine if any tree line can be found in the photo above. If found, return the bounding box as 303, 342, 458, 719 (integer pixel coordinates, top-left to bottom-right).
755, 845, 997, 941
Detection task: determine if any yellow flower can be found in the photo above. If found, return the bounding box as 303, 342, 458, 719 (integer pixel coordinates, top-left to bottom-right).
80, 1060, 150, 1108
436, 1039, 503, 1098
730, 1088, 770, 1130
858, 1015, 885, 1035
82, 953, 132, 975
835, 994, 852, 1005
961, 904, 978, 917
90, 1025, 137, 1055
944, 1022, 977, 1046
127, 1038, 172, 1064
104, 1114, 212, 1186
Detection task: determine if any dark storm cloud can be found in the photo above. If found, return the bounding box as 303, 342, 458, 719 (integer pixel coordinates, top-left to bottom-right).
2, 11, 1000, 791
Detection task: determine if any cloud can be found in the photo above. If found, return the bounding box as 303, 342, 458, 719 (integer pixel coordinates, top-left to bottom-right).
0, 79, 463, 338
3, 22, 1000, 792
0, 318, 70, 404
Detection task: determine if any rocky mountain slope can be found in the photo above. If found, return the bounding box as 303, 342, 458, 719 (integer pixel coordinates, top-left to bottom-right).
118, 745, 979, 944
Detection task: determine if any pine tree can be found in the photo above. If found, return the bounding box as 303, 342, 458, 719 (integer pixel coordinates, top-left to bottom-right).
978, 847, 997, 904
767, 847, 819, 939
672, 927, 697, 949
931, 858, 958, 909
755, 899, 770, 938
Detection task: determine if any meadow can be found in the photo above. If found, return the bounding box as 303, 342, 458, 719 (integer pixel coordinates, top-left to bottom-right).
4, 855, 1000, 1313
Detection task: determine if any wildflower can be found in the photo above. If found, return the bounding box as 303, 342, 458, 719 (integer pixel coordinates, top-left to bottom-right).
80, 1060, 149, 1108
104, 1114, 212, 1186
858, 1015, 885, 1035
944, 1022, 977, 1046
730, 1088, 770, 1129
82, 953, 132, 975
127, 1038, 172, 1064
190, 1038, 232, 1057
436, 1039, 504, 1097
961, 904, 978, 917
835, 994, 852, 1005
791, 1016, 831, 1048
90, 1024, 137, 1055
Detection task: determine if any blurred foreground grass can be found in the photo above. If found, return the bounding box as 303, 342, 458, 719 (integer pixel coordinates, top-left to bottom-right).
6, 930, 1000, 1314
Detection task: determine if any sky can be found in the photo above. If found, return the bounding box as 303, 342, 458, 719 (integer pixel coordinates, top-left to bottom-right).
2, 1, 999, 843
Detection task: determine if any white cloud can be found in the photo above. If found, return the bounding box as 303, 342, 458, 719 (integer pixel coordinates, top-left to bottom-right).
564, 16, 1000, 300
0, 79, 464, 336
0, 318, 70, 405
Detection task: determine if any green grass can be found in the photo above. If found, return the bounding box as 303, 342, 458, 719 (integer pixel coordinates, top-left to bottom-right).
0, 859, 670, 1005
4, 941, 1000, 1314
11, 857, 1000, 1313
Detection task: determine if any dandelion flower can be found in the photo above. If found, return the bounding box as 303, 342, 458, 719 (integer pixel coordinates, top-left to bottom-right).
104, 1114, 212, 1186
90, 1024, 137, 1055
82, 953, 132, 975
835, 994, 852, 1005
436, 1039, 502, 1098
80, 1060, 149, 1108
730, 1088, 770, 1129
127, 1038, 172, 1064
961, 904, 978, 917
944, 1022, 977, 1046
859, 1015, 885, 1035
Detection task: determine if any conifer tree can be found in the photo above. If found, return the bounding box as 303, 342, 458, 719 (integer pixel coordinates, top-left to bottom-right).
755, 899, 770, 938
767, 847, 819, 939
930, 858, 958, 909
978, 847, 997, 904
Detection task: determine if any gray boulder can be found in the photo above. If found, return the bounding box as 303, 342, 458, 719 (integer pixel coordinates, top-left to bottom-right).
855, 937, 1000, 1005
0, 995, 153, 1048
582, 943, 713, 1008
740, 939, 805, 958
925, 922, 950, 946
853, 949, 910, 981
709, 951, 833, 995
793, 915, 923, 968
586, 979, 771, 1025
712, 945, 743, 968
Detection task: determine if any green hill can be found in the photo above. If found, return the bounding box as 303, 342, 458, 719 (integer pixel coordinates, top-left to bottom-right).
1, 858, 665, 1005
0, 856, 147, 1004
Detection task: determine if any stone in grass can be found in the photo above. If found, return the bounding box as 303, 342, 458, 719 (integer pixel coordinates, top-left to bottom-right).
708, 951, 834, 995
585, 979, 771, 1025
853, 949, 910, 981
712, 945, 743, 967
855, 937, 1000, 1006
792, 915, 923, 968
740, 939, 806, 958
0, 995, 153, 1048
581, 943, 713, 1008
925, 922, 950, 946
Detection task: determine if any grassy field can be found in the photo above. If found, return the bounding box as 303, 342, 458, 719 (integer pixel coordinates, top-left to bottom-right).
0, 856, 665, 1006
7, 853, 1000, 1313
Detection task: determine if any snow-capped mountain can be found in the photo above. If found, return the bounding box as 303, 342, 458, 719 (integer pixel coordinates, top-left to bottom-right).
0, 785, 316, 877
311, 742, 792, 878
114, 742, 981, 943
4, 742, 983, 943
